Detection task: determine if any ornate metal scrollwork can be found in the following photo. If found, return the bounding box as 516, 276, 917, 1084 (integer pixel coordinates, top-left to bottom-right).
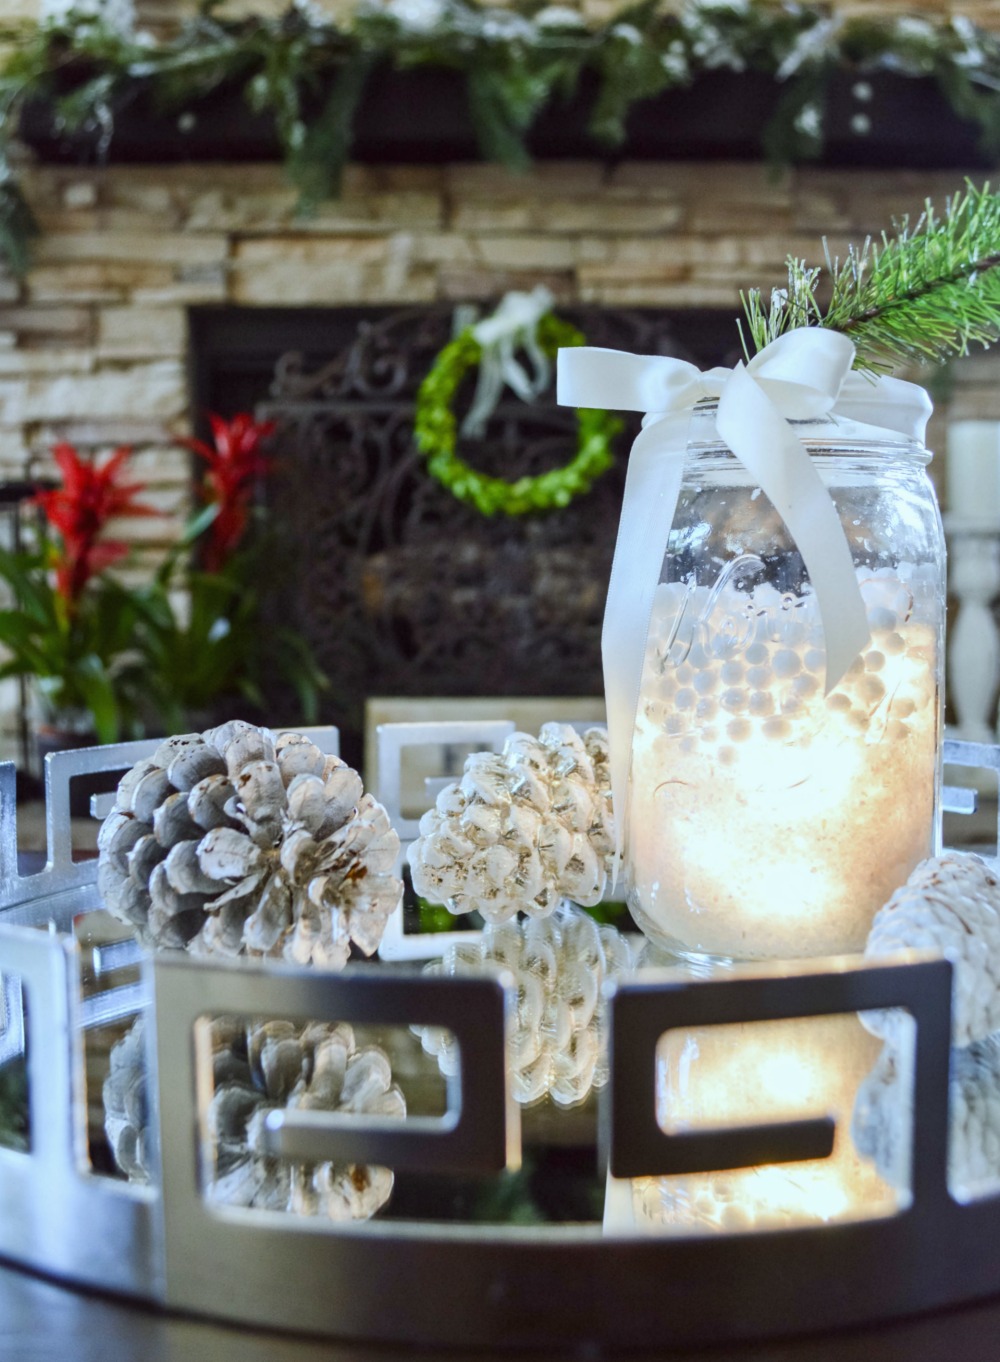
257, 307, 737, 760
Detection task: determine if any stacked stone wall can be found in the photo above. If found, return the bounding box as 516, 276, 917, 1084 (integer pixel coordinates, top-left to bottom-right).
4, 159, 988, 549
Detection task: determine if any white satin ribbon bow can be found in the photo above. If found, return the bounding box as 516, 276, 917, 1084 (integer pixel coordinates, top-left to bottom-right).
462, 286, 556, 439
556, 326, 933, 863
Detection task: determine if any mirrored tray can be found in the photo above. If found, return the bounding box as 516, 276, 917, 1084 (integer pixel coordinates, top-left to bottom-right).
0, 730, 997, 1351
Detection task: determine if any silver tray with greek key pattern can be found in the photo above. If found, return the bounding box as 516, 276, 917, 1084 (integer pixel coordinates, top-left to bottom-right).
0, 731, 996, 1350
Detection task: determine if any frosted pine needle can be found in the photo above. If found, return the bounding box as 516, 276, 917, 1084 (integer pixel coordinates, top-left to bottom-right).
740, 182, 1000, 375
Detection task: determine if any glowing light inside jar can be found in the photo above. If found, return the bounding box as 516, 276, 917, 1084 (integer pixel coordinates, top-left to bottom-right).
627, 567, 940, 960
631, 1014, 902, 1233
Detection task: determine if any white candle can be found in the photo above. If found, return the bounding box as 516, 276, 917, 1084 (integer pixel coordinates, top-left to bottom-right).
947, 420, 1000, 519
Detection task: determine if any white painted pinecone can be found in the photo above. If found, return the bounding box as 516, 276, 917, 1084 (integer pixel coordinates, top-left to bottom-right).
414, 902, 634, 1107
103, 1014, 405, 1220
852, 1032, 1000, 1200
209, 1018, 405, 1220
865, 851, 1000, 1047
950, 1039, 1000, 1196
408, 723, 615, 924
98, 721, 402, 968
103, 1015, 152, 1183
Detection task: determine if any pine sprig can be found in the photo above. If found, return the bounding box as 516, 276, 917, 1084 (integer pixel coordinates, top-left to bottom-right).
741, 183, 1000, 373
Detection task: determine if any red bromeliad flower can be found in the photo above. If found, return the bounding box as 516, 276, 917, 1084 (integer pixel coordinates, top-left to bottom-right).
34, 444, 156, 606
180, 412, 274, 573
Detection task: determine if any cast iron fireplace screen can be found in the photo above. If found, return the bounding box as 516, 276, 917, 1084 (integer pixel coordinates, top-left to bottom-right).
214, 305, 741, 760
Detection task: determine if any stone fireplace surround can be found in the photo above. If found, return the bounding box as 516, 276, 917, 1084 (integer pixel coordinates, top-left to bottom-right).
7, 157, 994, 551
0, 154, 997, 754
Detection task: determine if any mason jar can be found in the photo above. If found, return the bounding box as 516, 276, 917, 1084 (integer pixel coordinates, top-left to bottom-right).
626, 401, 945, 962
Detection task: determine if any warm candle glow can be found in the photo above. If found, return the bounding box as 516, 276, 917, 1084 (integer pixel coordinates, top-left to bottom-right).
631, 1014, 901, 1233
627, 567, 940, 960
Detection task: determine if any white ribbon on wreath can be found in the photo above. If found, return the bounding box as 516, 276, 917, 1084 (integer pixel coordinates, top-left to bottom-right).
460, 286, 556, 439
557, 326, 933, 865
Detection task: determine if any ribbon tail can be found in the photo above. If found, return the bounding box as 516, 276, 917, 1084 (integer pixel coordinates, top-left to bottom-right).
461, 352, 505, 439
463, 334, 550, 437
717, 366, 870, 690
523, 332, 551, 400
602, 414, 689, 875
501, 338, 542, 403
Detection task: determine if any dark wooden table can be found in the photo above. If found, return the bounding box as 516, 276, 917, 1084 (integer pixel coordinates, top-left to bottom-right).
5, 1256, 1000, 1362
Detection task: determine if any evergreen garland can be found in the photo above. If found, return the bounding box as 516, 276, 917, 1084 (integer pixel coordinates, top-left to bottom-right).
741, 182, 1000, 374
3, 1, 1000, 276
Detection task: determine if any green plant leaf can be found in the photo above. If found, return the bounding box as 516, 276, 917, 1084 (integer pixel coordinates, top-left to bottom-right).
73, 655, 120, 743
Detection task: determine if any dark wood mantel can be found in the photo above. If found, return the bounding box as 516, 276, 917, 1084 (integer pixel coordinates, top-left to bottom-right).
18, 68, 997, 172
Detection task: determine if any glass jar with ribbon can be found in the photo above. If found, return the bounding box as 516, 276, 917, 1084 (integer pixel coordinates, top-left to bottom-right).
558, 328, 945, 963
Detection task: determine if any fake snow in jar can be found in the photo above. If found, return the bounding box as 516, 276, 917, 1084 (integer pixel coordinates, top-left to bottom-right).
626, 402, 945, 961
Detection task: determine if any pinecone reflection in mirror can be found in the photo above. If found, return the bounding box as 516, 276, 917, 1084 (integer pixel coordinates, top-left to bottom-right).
97, 721, 402, 966
415, 903, 634, 1107
852, 852, 1000, 1198
853, 1027, 1000, 1201
103, 1015, 404, 1219
408, 724, 615, 923
865, 851, 1000, 1047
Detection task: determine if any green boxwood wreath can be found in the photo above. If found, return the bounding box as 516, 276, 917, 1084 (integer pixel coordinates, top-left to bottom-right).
413, 315, 622, 518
